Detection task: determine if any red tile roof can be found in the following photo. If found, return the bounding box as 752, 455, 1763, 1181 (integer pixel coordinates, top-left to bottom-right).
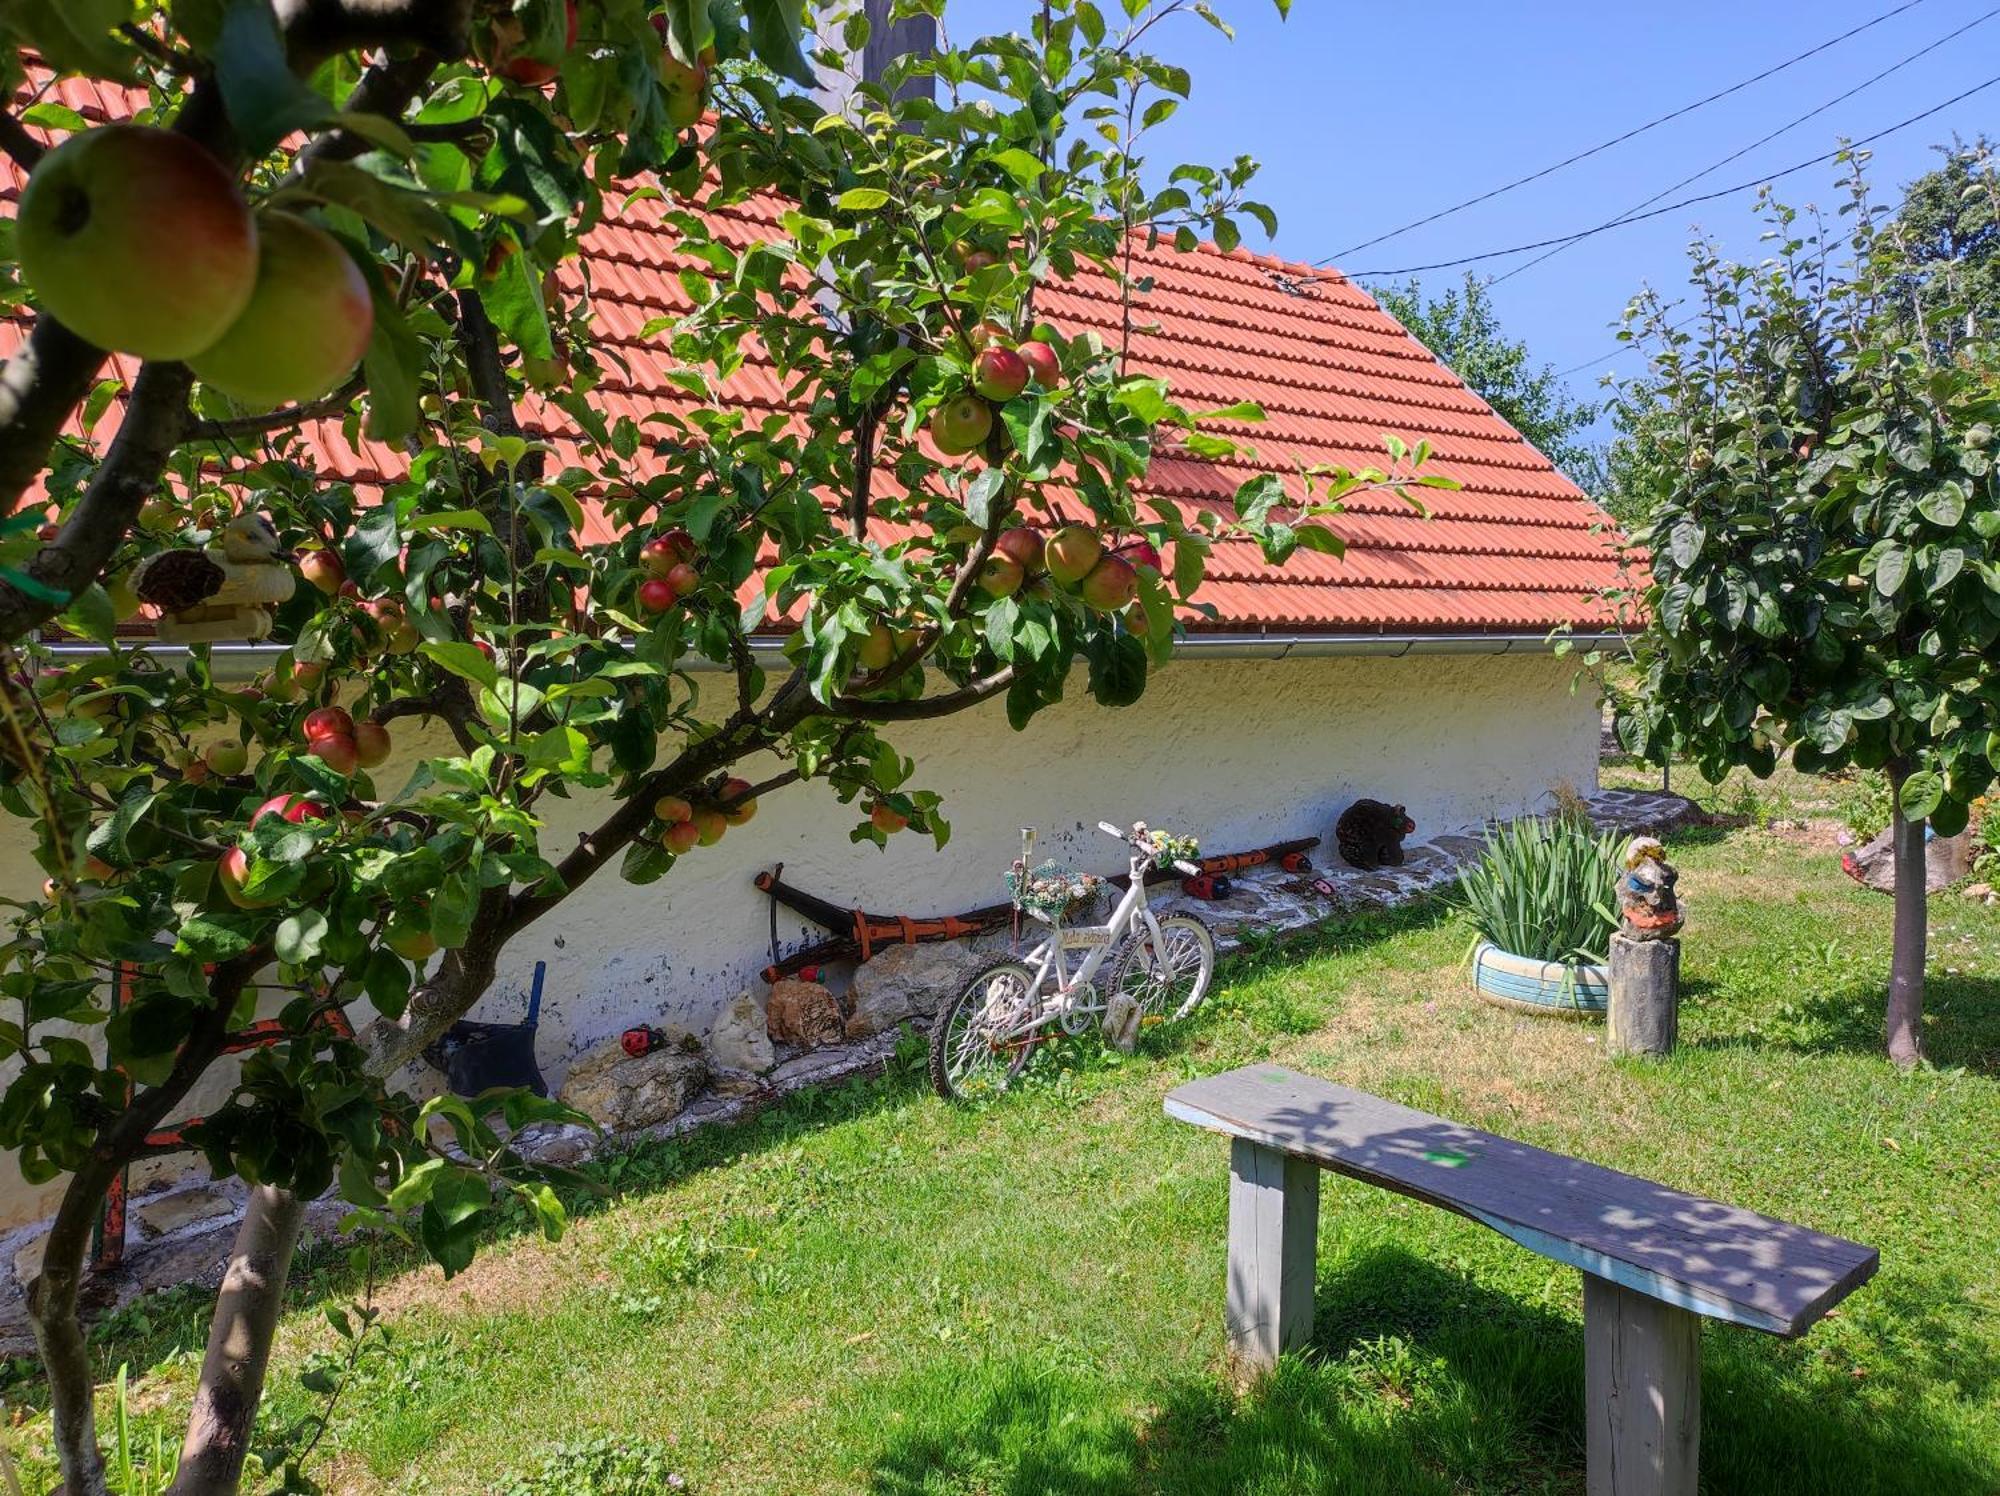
4, 73, 1627, 637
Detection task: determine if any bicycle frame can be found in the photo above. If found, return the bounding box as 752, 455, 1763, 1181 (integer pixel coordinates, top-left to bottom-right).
1000, 846, 1167, 1036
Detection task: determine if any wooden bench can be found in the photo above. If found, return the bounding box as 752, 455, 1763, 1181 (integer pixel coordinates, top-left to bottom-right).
1164, 1065, 1878, 1496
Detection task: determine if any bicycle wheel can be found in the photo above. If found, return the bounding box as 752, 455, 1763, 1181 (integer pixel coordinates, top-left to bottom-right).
929, 958, 1039, 1102
1110, 913, 1215, 1026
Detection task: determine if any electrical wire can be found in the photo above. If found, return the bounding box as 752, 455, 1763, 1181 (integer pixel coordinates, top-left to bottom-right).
1333, 73, 2000, 280
1489, 4, 2000, 289
1323, 0, 1933, 260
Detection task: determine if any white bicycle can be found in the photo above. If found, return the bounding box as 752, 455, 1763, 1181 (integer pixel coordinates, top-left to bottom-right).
928, 820, 1216, 1102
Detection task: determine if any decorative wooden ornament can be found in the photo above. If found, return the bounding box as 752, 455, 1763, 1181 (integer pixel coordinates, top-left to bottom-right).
132, 512, 295, 643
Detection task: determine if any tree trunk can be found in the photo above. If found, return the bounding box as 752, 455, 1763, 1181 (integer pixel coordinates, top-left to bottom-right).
169, 1186, 308, 1496
25, 1214, 111, 1496
1885, 761, 1928, 1068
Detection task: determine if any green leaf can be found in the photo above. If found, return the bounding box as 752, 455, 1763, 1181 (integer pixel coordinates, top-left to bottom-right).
1897, 769, 1944, 822
744, 0, 816, 86
990, 148, 1048, 188
1086, 630, 1147, 708
275, 909, 328, 966
213, 0, 333, 156
86, 783, 154, 865
1916, 482, 1966, 528
621, 840, 674, 885
419, 641, 501, 693
429, 868, 478, 950
835, 187, 891, 212
1874, 545, 1909, 597
292, 160, 451, 256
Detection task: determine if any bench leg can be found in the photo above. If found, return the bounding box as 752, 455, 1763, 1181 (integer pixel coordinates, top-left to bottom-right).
1225, 1138, 1318, 1377
1584, 1273, 1700, 1496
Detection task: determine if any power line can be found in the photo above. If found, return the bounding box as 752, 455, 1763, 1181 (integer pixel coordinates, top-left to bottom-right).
1323, 0, 1932, 260
1489, 4, 2000, 289
1334, 73, 2000, 280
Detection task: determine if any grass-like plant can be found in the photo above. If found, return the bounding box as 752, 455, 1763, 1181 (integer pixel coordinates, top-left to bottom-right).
1455, 814, 1623, 965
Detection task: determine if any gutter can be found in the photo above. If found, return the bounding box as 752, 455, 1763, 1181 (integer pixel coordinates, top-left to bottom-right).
40, 630, 1624, 680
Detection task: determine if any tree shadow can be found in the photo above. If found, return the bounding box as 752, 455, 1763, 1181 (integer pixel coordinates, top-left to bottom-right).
1682, 972, 2000, 1075
862, 1245, 1997, 1495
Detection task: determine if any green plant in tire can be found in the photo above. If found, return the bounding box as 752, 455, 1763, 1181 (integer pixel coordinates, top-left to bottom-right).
1452, 814, 1622, 966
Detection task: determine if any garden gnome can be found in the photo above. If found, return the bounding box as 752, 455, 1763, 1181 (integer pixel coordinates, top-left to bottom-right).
1618, 836, 1683, 940
133, 511, 295, 643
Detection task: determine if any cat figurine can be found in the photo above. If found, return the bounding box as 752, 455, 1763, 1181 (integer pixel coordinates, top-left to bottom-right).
1336, 799, 1415, 871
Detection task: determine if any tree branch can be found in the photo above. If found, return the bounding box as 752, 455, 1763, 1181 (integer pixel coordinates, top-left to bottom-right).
187, 376, 364, 440
0, 110, 45, 171
0, 360, 195, 646
827, 665, 1015, 721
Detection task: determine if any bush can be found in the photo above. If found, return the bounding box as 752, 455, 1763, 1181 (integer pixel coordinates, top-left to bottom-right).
1454, 816, 1622, 964
501, 1434, 684, 1495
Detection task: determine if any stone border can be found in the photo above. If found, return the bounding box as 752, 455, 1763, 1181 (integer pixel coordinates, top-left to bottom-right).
0, 787, 1700, 1354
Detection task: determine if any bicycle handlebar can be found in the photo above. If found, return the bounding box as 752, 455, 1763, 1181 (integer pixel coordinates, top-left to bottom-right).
1098, 821, 1126, 841
1173, 859, 1201, 877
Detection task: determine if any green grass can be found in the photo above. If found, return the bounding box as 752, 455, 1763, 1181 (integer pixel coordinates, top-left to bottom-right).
8, 823, 2000, 1494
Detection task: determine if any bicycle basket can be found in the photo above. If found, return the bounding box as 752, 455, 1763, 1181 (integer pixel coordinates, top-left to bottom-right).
1005, 860, 1101, 920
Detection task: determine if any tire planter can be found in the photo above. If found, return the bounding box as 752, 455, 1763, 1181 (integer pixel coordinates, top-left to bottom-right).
1471, 940, 1609, 1018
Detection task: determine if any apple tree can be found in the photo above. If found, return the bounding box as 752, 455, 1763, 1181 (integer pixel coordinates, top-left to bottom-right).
1606, 157, 2000, 1068
0, 1, 1443, 1490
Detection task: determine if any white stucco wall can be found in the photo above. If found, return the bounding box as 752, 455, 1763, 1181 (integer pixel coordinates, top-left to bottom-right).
0, 649, 1596, 1229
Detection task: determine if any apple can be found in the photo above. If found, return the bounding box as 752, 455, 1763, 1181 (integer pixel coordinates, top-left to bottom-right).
1045, 524, 1102, 584
352, 720, 392, 768
857, 622, 896, 671
299, 549, 345, 595
653, 794, 694, 823
994, 526, 1045, 573
302, 706, 354, 743
638, 577, 678, 613
959, 250, 999, 275
1079, 554, 1139, 610
16, 125, 257, 360
663, 818, 702, 854
693, 808, 727, 846
977, 554, 1024, 599
204, 740, 249, 776
253, 794, 327, 826
870, 803, 908, 834
664, 562, 701, 599
217, 847, 276, 910
929, 396, 993, 456
1016, 339, 1061, 387
658, 53, 709, 129
488, 0, 577, 85
187, 212, 374, 409
384, 622, 421, 656
640, 536, 681, 577
1125, 601, 1152, 635
972, 346, 1030, 402
81, 856, 115, 883
719, 777, 758, 824
310, 733, 359, 775
964, 320, 1011, 351
385, 922, 438, 961
473, 639, 496, 662
1114, 536, 1162, 571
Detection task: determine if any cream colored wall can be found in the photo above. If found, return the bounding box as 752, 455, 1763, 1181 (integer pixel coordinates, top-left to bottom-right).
0, 649, 1597, 1229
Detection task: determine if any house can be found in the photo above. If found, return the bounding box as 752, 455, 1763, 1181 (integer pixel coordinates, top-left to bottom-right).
0, 71, 1624, 1233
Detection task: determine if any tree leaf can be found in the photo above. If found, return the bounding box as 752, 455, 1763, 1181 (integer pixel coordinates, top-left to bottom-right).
213, 0, 333, 156
275, 909, 328, 966
1897, 769, 1944, 822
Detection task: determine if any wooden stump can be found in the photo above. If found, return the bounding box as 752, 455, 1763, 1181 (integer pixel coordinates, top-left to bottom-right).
1584, 1274, 1700, 1496
1224, 1138, 1318, 1378
1608, 934, 1680, 1058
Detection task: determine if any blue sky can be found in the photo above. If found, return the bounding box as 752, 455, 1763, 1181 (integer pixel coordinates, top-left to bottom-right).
949, 0, 1999, 441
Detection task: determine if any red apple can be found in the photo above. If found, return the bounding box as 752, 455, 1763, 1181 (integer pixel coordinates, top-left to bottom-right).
871, 803, 908, 834
352, 720, 392, 768
964, 320, 1011, 351
663, 818, 702, 854
1016, 339, 1061, 387
187, 212, 374, 409
977, 554, 1024, 599
253, 794, 327, 826
302, 706, 354, 743
638, 577, 678, 613
654, 794, 694, 824
488, 0, 577, 86
299, 549, 345, 595
929, 396, 993, 456
1125, 601, 1152, 635
310, 733, 359, 775
1114, 536, 1162, 571
1079, 554, 1139, 610
665, 562, 701, 599
994, 526, 1045, 573
16, 125, 257, 360
217, 847, 275, 909
719, 777, 758, 824
640, 536, 681, 577
1045, 524, 1103, 584
972, 346, 1029, 403
693, 808, 727, 846
959, 250, 999, 275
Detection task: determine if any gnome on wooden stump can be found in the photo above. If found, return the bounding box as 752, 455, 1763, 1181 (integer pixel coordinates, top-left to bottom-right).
1618, 837, 1683, 940
132, 511, 294, 643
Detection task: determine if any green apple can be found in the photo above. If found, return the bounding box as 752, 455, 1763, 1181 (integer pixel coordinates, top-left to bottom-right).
187, 212, 374, 409
16, 125, 257, 359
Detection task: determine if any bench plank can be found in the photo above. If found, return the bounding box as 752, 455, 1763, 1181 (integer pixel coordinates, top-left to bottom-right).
1165, 1065, 1876, 1337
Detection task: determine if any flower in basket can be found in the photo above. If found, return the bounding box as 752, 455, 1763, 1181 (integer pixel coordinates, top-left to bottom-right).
1006, 860, 1102, 919
1150, 830, 1201, 870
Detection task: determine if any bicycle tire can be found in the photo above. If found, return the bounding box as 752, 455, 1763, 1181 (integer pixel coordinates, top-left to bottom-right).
1109, 912, 1215, 1026
929, 957, 1039, 1102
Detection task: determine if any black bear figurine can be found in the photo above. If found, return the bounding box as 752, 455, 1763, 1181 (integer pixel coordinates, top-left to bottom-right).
1336, 799, 1415, 870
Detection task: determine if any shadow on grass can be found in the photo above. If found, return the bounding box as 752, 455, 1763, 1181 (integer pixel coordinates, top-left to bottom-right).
865, 1246, 1998, 1496
1682, 972, 2000, 1075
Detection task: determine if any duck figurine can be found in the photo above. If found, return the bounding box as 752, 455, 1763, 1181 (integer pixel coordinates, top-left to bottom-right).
1619, 836, 1683, 941
132, 512, 296, 643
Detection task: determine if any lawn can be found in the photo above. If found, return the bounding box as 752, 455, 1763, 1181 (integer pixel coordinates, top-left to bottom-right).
8, 816, 1999, 1495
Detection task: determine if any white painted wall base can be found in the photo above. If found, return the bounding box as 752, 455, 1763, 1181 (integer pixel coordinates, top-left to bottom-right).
0, 650, 1596, 1229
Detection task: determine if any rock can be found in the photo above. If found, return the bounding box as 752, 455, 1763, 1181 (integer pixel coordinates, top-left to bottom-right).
558, 1039, 708, 1132
513, 1122, 595, 1167
1963, 882, 1993, 901
135, 1185, 234, 1240
1102, 992, 1140, 1054
845, 941, 988, 1039
767, 978, 844, 1048
705, 989, 775, 1074
1841, 828, 1973, 894
13, 1232, 50, 1286
708, 1068, 768, 1099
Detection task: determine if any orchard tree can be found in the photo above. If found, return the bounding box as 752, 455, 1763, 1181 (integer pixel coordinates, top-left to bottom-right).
0, 1, 1441, 1491
1608, 155, 2000, 1069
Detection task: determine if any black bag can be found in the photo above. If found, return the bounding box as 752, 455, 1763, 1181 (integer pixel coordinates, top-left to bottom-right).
423, 962, 547, 1097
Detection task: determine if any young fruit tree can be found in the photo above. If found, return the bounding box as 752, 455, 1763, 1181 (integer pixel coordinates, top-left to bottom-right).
0, 1, 1441, 1490
1607, 156, 2000, 1068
